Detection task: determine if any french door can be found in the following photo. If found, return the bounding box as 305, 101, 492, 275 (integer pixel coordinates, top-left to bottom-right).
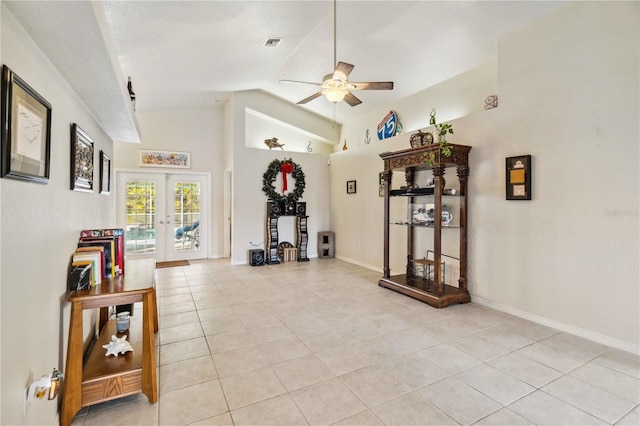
116, 172, 209, 262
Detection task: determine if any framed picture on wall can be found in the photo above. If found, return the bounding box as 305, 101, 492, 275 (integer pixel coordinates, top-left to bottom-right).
506, 155, 532, 200
139, 149, 191, 168
99, 150, 111, 195
346, 180, 357, 194
70, 123, 94, 192
1, 65, 52, 183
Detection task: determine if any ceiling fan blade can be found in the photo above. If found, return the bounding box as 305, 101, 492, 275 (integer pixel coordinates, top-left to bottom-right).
351, 81, 394, 90
343, 92, 362, 107
297, 92, 323, 105
333, 62, 355, 81
280, 79, 322, 86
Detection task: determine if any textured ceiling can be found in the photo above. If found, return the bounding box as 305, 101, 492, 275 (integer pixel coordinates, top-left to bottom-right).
4, 1, 141, 142
5, 1, 568, 128
101, 0, 567, 122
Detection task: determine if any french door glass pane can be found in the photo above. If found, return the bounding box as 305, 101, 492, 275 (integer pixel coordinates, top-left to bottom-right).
125, 180, 156, 254
173, 181, 201, 252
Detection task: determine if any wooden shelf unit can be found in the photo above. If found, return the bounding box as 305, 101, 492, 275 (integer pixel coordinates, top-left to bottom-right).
379, 143, 472, 308
265, 214, 310, 264
61, 258, 158, 426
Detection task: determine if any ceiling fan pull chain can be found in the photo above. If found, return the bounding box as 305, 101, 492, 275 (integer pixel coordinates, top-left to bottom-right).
333, 0, 337, 69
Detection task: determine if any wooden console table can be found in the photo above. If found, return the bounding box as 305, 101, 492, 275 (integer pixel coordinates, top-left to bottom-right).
61, 258, 158, 426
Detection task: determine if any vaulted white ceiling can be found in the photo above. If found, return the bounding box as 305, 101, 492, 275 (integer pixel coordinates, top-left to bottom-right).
4, 1, 568, 139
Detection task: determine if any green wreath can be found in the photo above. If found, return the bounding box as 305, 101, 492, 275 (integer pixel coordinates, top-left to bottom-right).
262, 158, 306, 202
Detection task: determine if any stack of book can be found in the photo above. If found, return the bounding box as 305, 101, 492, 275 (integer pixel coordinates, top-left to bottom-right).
69, 229, 125, 291
68, 263, 92, 292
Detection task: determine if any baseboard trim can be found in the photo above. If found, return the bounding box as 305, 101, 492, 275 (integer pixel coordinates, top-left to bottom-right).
471, 295, 639, 356
334, 255, 381, 273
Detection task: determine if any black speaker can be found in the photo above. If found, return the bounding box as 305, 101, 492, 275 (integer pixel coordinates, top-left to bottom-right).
267, 201, 282, 217
249, 249, 264, 266
283, 199, 296, 216
295, 202, 306, 216
116, 303, 134, 316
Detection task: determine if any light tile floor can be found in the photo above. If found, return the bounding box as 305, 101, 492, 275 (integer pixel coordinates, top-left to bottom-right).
71, 258, 640, 425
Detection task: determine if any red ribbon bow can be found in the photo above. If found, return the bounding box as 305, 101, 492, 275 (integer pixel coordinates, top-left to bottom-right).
280, 162, 294, 192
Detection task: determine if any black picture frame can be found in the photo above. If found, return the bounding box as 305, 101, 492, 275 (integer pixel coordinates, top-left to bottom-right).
1, 65, 52, 183
346, 180, 357, 194
70, 123, 94, 192
506, 155, 532, 200
99, 150, 111, 195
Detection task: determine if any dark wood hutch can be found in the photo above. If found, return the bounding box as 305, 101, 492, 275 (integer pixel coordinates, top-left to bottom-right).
379, 143, 471, 308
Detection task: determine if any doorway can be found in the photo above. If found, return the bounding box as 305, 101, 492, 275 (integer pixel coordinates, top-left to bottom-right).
116, 171, 209, 262
223, 168, 232, 258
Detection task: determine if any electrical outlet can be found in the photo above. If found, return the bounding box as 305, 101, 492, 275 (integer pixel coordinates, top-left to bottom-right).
22, 368, 62, 415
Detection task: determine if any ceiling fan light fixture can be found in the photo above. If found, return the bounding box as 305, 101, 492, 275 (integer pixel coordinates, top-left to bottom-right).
322, 87, 348, 103
280, 0, 393, 107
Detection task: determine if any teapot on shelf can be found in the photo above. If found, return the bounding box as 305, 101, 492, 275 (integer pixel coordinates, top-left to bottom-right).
411, 208, 453, 225
441, 211, 453, 225
441, 205, 453, 225
412, 208, 434, 223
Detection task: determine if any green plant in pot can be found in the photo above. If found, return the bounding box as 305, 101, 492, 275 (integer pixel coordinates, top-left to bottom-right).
424, 108, 453, 166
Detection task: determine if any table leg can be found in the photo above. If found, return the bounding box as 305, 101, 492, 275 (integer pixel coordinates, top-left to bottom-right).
150, 288, 158, 333
141, 292, 158, 402
60, 302, 84, 426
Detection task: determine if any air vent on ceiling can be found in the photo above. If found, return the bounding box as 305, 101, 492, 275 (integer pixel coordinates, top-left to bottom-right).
264, 38, 282, 47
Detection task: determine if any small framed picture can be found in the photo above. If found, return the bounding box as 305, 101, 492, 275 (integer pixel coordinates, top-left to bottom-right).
506, 155, 532, 200
70, 123, 94, 192
99, 150, 111, 195
346, 180, 357, 194
379, 172, 385, 197
1, 65, 52, 183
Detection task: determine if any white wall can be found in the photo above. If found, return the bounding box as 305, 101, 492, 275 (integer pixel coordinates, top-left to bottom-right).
228, 90, 338, 264
329, 58, 497, 272
338, 59, 498, 153
115, 106, 226, 258
233, 148, 331, 264
1, 5, 116, 424
329, 1, 639, 351
471, 1, 639, 350
330, 59, 498, 271
245, 109, 334, 155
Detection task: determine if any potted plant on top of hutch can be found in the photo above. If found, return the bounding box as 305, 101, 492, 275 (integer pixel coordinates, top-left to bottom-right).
379, 110, 471, 308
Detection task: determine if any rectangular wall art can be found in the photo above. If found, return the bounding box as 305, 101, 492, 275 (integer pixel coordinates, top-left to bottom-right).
1, 65, 52, 183
70, 123, 94, 192
506, 155, 532, 200
346, 180, 357, 194
99, 150, 111, 195
139, 149, 191, 168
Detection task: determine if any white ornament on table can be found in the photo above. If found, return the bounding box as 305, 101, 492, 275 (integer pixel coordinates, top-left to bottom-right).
103, 334, 134, 357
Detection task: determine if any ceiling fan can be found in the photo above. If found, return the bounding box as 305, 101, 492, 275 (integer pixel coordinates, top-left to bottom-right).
280, 0, 394, 106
